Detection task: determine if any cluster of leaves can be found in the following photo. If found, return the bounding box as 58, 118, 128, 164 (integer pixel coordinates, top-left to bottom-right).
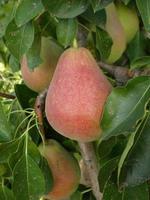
0, 0, 150, 200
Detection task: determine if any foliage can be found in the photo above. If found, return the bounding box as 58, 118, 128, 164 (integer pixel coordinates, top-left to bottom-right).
0, 0, 150, 199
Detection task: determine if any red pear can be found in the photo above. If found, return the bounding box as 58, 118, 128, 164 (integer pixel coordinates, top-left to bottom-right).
45, 48, 112, 142
39, 139, 80, 200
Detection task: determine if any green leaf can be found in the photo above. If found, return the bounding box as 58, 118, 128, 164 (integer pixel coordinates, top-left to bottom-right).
119, 113, 150, 187
42, 0, 89, 18
123, 183, 149, 200
101, 76, 150, 141
90, 0, 113, 12
127, 31, 145, 63
15, 0, 44, 27
96, 27, 113, 62
0, 0, 16, 38
5, 21, 34, 60
26, 33, 42, 69
15, 84, 37, 109
56, 18, 77, 48
13, 155, 45, 200
99, 157, 119, 191
136, 0, 150, 31
0, 139, 20, 163
81, 7, 106, 27
39, 157, 53, 194
0, 102, 12, 142
70, 191, 83, 200
9, 55, 20, 72
0, 185, 15, 200
131, 56, 150, 69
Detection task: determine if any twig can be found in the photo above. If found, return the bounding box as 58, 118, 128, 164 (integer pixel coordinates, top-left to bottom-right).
98, 61, 150, 84
0, 92, 16, 99
78, 142, 102, 200
34, 89, 47, 141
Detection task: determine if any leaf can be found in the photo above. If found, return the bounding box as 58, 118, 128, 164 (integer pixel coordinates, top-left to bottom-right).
15, 0, 44, 27
0, 185, 15, 200
26, 32, 42, 69
42, 0, 89, 18
0, 102, 13, 142
70, 191, 83, 200
39, 157, 53, 194
119, 113, 150, 187
15, 84, 37, 109
81, 7, 106, 27
121, 0, 131, 5
136, 0, 150, 31
0, 139, 20, 163
123, 183, 149, 200
0, 0, 16, 38
90, 0, 113, 12
13, 155, 45, 200
101, 76, 150, 141
5, 21, 34, 60
9, 55, 20, 72
99, 157, 119, 191
56, 18, 77, 48
127, 31, 145, 63
96, 27, 112, 60
131, 56, 150, 69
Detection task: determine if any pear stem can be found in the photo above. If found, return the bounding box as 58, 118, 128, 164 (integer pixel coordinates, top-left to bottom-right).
78, 142, 103, 200
73, 38, 78, 48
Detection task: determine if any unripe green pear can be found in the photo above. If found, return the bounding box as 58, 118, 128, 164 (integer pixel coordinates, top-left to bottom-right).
116, 3, 139, 43
105, 3, 126, 64
39, 139, 80, 200
45, 47, 112, 142
21, 37, 63, 93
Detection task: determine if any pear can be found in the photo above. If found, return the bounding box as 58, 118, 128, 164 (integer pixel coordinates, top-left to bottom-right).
21, 37, 63, 93
45, 48, 112, 142
39, 139, 80, 200
105, 3, 127, 63
116, 3, 139, 43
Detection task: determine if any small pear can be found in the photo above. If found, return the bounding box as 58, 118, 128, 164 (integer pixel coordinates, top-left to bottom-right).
105, 3, 127, 63
39, 139, 80, 200
21, 37, 63, 93
45, 48, 112, 142
116, 3, 139, 43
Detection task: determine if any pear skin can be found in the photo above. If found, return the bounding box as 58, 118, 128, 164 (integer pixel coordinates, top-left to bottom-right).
21, 37, 63, 93
39, 140, 80, 200
116, 3, 139, 43
105, 3, 127, 63
45, 48, 112, 142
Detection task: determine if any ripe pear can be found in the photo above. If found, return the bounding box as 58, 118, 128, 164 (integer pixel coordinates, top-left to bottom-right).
45, 48, 112, 142
105, 3, 126, 64
39, 139, 80, 200
21, 37, 63, 93
116, 3, 139, 43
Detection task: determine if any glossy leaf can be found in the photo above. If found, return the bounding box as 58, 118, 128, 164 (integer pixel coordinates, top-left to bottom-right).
136, 0, 150, 31
42, 0, 89, 18
101, 77, 150, 141
15, 0, 44, 26
56, 18, 77, 48
5, 21, 34, 60
13, 155, 45, 200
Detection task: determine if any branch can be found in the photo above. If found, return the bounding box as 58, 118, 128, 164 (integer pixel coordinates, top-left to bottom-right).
98, 61, 150, 84
0, 92, 16, 99
34, 89, 47, 141
78, 142, 102, 200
